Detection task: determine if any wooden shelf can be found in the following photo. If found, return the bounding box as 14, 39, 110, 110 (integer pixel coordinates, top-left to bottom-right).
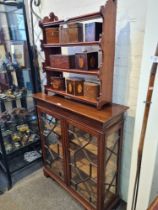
45, 66, 100, 76
69, 136, 117, 184
71, 150, 116, 185
69, 146, 97, 167
43, 41, 100, 48
49, 144, 63, 159
46, 159, 64, 179
75, 158, 97, 179
44, 144, 64, 169
41, 11, 102, 27
45, 86, 98, 106
70, 157, 97, 182
70, 137, 97, 156
71, 172, 97, 206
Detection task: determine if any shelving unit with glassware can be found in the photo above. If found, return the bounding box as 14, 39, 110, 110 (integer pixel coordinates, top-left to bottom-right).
0, 1, 41, 189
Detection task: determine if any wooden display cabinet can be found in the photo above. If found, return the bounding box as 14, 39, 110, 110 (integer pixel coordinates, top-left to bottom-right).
39, 0, 117, 109
35, 0, 128, 208
34, 93, 128, 210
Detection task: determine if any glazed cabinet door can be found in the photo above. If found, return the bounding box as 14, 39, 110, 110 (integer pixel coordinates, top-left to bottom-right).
37, 107, 65, 181
67, 122, 99, 209
103, 125, 124, 209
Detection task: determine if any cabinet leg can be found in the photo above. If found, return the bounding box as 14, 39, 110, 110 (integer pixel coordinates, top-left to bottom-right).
43, 172, 49, 178
5, 168, 12, 190
2, 153, 12, 190
43, 170, 49, 178
8, 177, 13, 190
6, 167, 12, 190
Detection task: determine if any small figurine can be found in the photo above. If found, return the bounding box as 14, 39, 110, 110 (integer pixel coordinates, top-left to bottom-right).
4, 53, 14, 71
5, 89, 16, 99
0, 111, 11, 123
28, 134, 39, 142
12, 53, 19, 68
49, 12, 58, 21
0, 93, 7, 100
11, 108, 28, 119
12, 132, 21, 142
4, 141, 13, 153
17, 124, 30, 133
14, 142, 20, 149
21, 134, 29, 146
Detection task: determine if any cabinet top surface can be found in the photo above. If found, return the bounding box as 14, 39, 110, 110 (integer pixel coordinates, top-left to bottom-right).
34, 93, 128, 123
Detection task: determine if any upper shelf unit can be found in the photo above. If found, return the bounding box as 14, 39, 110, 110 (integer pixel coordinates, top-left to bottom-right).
39, 0, 117, 109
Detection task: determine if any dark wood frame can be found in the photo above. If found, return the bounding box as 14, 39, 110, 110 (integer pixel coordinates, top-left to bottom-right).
39, 0, 117, 109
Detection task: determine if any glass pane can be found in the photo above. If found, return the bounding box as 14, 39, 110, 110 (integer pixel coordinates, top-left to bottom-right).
68, 124, 97, 207
40, 112, 64, 180
0, 2, 40, 174
104, 132, 119, 206
0, 4, 35, 118
8, 10, 26, 41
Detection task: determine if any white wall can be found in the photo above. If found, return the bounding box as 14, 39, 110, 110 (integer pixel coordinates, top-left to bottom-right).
29, 0, 147, 201
150, 146, 158, 203
113, 0, 147, 200
127, 0, 158, 208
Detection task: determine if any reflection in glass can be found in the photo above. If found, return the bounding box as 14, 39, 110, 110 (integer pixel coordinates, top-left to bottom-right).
104, 132, 119, 206
68, 125, 98, 207
40, 113, 64, 180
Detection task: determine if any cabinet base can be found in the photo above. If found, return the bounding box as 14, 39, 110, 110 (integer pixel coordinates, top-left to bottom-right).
43, 169, 50, 178
105, 197, 121, 210
43, 167, 96, 210
43, 167, 121, 210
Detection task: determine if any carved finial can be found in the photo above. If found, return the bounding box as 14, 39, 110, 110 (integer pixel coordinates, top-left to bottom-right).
40, 12, 59, 25
49, 12, 58, 21
100, 5, 105, 18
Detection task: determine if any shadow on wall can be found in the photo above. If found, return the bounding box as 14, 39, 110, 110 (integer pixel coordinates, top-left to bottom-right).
113, 22, 131, 105
114, 22, 136, 201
